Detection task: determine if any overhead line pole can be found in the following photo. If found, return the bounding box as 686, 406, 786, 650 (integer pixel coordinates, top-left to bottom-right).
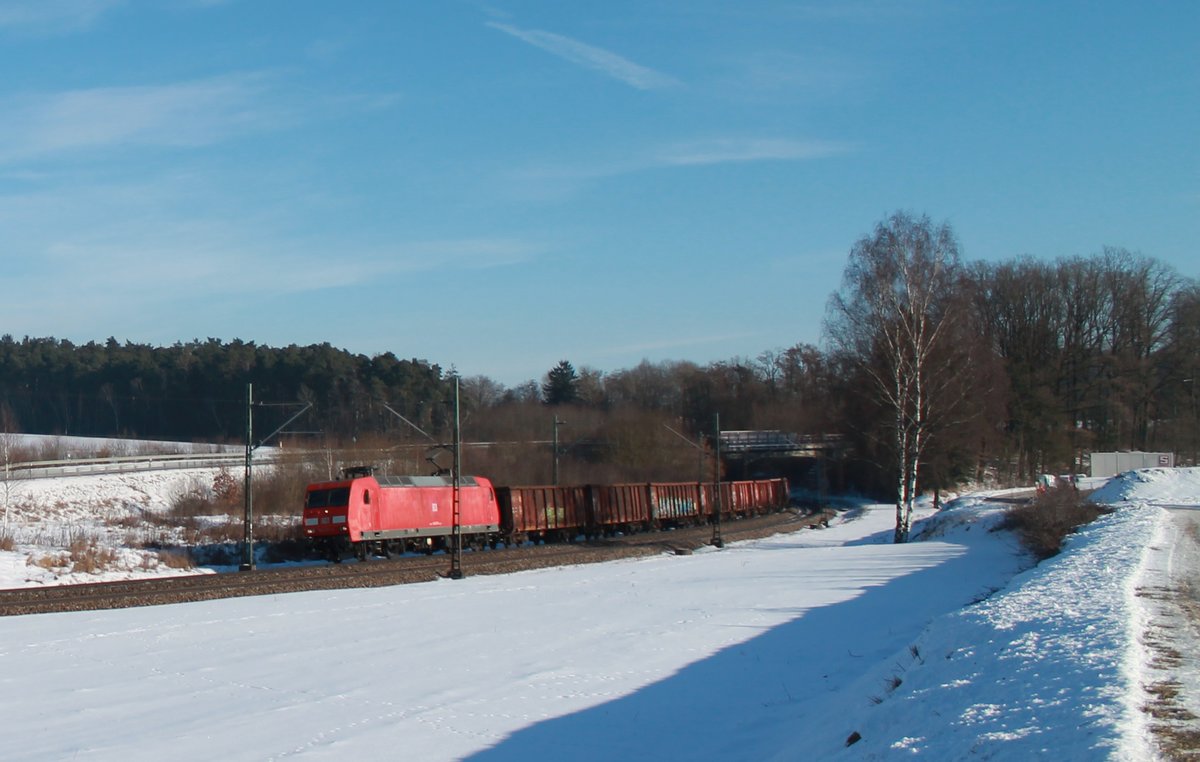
662, 419, 724, 549
241, 383, 254, 570
449, 377, 464, 579
380, 387, 466, 579
552, 415, 566, 486
241, 385, 313, 572
711, 413, 724, 549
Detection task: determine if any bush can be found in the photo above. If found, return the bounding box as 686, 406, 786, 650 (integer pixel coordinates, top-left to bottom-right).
167, 460, 324, 520
31, 553, 67, 570
1001, 485, 1112, 560
69, 537, 119, 574
154, 549, 194, 570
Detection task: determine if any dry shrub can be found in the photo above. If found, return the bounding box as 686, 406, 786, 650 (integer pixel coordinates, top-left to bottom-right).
253, 518, 302, 544
31, 553, 67, 570
109, 513, 148, 529
154, 549, 194, 570
125, 526, 181, 549
34, 438, 69, 462
148, 455, 326, 566
193, 519, 240, 544
212, 468, 241, 505
250, 460, 326, 516
0, 531, 14, 551
69, 538, 119, 574
1001, 485, 1112, 560
169, 485, 227, 519
167, 459, 324, 520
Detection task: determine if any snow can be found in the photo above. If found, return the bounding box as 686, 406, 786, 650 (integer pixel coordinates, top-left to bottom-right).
1, 467, 225, 586
0, 463, 1197, 760
4, 433, 240, 456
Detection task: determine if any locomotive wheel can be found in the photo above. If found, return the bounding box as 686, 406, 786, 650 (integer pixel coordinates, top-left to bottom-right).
355, 542, 367, 562
328, 543, 341, 564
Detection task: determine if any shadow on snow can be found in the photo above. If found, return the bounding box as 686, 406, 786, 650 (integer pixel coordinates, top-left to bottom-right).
466, 536, 1006, 761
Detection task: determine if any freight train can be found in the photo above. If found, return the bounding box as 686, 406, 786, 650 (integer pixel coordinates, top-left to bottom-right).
303, 466, 790, 561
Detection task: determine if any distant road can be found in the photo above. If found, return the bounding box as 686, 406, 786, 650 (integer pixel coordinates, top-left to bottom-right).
4, 450, 281, 480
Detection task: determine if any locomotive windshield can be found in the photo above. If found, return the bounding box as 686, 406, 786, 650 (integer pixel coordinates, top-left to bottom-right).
306, 487, 350, 509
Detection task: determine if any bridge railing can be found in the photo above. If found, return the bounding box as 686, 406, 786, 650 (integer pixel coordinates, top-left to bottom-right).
718, 430, 845, 454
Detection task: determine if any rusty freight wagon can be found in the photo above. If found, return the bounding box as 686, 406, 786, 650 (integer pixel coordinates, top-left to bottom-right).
497, 484, 591, 544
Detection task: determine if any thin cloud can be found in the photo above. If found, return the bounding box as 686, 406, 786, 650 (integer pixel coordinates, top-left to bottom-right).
719, 50, 867, 99
487, 21, 678, 90
656, 137, 851, 166
0, 228, 541, 337
509, 136, 852, 199
0, 0, 124, 32
37, 233, 537, 299
0, 167, 540, 338
383, 238, 538, 272
0, 73, 282, 164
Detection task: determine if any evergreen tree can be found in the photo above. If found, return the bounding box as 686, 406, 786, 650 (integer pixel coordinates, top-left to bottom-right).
542, 361, 580, 406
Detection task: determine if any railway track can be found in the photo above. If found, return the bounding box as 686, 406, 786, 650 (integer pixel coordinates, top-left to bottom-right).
0, 510, 828, 617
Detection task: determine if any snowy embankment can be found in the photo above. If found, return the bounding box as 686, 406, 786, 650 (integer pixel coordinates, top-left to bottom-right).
1, 468, 227, 586
792, 488, 1162, 760
0, 468, 1194, 760
0, 434, 250, 587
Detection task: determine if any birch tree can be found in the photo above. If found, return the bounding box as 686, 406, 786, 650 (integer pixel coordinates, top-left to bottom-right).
1, 404, 25, 530
826, 212, 965, 542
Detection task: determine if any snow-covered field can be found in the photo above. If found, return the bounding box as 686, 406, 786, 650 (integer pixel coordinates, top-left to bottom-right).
0, 462, 1197, 760
1, 467, 232, 585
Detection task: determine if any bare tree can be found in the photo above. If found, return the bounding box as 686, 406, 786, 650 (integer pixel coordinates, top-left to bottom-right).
1165, 284, 1200, 463
459, 375, 506, 413
1099, 248, 1182, 449
574, 365, 608, 407
826, 212, 966, 542
1, 403, 26, 529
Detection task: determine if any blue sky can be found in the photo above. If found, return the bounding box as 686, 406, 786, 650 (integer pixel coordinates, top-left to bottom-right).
0, 1, 1195, 385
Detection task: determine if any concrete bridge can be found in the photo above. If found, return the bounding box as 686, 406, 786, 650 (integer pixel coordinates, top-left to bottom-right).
717, 430, 846, 459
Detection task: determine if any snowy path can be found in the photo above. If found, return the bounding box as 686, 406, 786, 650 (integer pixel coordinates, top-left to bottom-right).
1132, 504, 1200, 757
1074, 468, 1200, 760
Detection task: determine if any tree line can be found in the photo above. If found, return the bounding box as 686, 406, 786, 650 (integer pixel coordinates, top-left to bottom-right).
1, 216, 1195, 504
0, 338, 450, 444
825, 213, 1196, 539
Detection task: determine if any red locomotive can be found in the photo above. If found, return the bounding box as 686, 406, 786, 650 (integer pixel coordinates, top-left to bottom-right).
304, 466, 789, 561
303, 467, 501, 560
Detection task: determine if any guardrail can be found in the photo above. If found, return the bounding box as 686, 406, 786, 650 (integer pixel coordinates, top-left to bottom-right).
2, 450, 282, 481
